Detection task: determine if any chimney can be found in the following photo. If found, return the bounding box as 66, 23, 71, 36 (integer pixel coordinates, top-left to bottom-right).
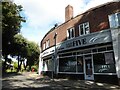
65, 5, 73, 22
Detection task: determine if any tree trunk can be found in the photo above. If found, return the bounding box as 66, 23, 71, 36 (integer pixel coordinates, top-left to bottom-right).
29, 64, 32, 71
23, 61, 27, 70
17, 55, 20, 72
19, 60, 22, 71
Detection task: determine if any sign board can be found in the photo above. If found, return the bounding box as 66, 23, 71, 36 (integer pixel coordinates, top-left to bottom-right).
57, 30, 112, 51
41, 46, 55, 57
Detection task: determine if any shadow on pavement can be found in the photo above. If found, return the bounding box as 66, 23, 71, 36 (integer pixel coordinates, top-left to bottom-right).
2, 72, 120, 90
2, 72, 22, 78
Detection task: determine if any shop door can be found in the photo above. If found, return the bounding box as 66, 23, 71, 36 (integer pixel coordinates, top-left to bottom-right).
84, 55, 94, 80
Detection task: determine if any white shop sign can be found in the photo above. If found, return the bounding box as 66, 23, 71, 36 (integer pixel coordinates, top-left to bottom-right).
41, 46, 55, 57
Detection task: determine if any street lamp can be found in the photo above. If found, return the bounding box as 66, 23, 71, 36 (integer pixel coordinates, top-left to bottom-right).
52, 32, 57, 80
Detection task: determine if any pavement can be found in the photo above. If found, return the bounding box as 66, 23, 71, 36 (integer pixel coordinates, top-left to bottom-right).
2, 72, 120, 90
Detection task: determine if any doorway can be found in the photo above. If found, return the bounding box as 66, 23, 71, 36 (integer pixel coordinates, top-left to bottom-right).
84, 54, 94, 80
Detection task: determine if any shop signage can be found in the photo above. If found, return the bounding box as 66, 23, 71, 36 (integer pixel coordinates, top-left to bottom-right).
66, 38, 87, 48
57, 30, 112, 51
41, 46, 55, 57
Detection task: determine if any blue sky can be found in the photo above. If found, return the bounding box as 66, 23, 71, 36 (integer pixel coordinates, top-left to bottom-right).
14, 0, 113, 45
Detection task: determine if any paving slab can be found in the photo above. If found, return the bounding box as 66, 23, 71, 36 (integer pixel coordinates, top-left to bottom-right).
2, 72, 120, 90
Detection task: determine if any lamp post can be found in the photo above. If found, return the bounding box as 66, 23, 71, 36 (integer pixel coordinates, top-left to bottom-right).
52, 32, 57, 80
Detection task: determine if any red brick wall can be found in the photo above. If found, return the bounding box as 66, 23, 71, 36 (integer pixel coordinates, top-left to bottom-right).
41, 2, 120, 51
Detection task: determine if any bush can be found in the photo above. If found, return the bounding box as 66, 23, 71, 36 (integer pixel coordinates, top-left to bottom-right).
26, 66, 30, 71
13, 62, 18, 69
31, 65, 38, 72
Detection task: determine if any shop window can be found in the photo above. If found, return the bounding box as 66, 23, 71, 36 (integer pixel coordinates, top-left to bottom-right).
43, 61, 48, 71
43, 58, 53, 71
77, 56, 83, 72
108, 12, 120, 28
59, 57, 76, 72
104, 52, 115, 64
47, 59, 53, 71
67, 27, 75, 39
93, 52, 116, 73
79, 22, 90, 36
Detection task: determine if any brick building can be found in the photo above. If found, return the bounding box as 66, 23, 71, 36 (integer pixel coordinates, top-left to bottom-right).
39, 1, 120, 84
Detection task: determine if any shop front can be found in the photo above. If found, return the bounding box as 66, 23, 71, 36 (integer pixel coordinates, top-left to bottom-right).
58, 44, 116, 80
39, 28, 120, 83
57, 29, 117, 81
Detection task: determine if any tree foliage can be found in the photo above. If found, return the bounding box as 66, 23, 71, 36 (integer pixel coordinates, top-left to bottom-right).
27, 41, 40, 70
2, 1, 40, 72
12, 34, 40, 71
2, 1, 25, 57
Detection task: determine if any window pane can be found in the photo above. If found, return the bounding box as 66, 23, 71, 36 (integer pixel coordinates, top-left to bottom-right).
92, 49, 97, 52
93, 53, 105, 65
77, 56, 83, 72
47, 59, 53, 71
84, 22, 89, 34
77, 51, 83, 55
43, 43, 46, 50
83, 50, 91, 54
105, 52, 115, 64
67, 28, 74, 39
109, 14, 116, 28
98, 47, 106, 52
71, 28, 74, 38
107, 46, 113, 50
94, 64, 116, 73
68, 30, 70, 39
59, 57, 76, 72
79, 22, 90, 35
117, 13, 120, 26
93, 52, 116, 73
80, 24, 84, 35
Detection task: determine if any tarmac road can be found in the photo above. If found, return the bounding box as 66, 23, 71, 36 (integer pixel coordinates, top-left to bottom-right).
2, 72, 120, 90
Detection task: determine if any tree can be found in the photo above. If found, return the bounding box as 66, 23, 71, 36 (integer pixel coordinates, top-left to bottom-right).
2, 1, 25, 72
11, 34, 40, 71
11, 34, 28, 71
26, 41, 40, 71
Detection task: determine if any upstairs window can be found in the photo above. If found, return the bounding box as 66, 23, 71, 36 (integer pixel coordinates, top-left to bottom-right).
46, 39, 50, 48
43, 43, 46, 50
79, 22, 90, 36
108, 12, 120, 28
67, 27, 75, 39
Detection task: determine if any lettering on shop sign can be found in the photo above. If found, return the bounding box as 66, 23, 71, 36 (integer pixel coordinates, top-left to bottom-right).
66, 38, 87, 48
98, 65, 110, 73
43, 51, 48, 55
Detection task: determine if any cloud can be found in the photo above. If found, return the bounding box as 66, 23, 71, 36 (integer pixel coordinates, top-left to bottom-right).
14, 0, 114, 44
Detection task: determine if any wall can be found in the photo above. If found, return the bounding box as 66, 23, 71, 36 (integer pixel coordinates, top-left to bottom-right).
41, 2, 120, 51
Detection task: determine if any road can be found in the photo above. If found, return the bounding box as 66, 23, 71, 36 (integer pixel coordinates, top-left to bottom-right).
2, 72, 120, 90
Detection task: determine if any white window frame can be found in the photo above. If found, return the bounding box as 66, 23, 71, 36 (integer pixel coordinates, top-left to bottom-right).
46, 39, 50, 48
79, 22, 90, 36
67, 27, 75, 39
108, 12, 120, 28
43, 43, 46, 50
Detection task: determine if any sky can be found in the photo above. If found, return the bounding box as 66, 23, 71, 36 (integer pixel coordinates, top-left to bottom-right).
13, 0, 114, 45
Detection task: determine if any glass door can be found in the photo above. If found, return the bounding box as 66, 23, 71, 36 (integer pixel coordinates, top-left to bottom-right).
84, 54, 94, 80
